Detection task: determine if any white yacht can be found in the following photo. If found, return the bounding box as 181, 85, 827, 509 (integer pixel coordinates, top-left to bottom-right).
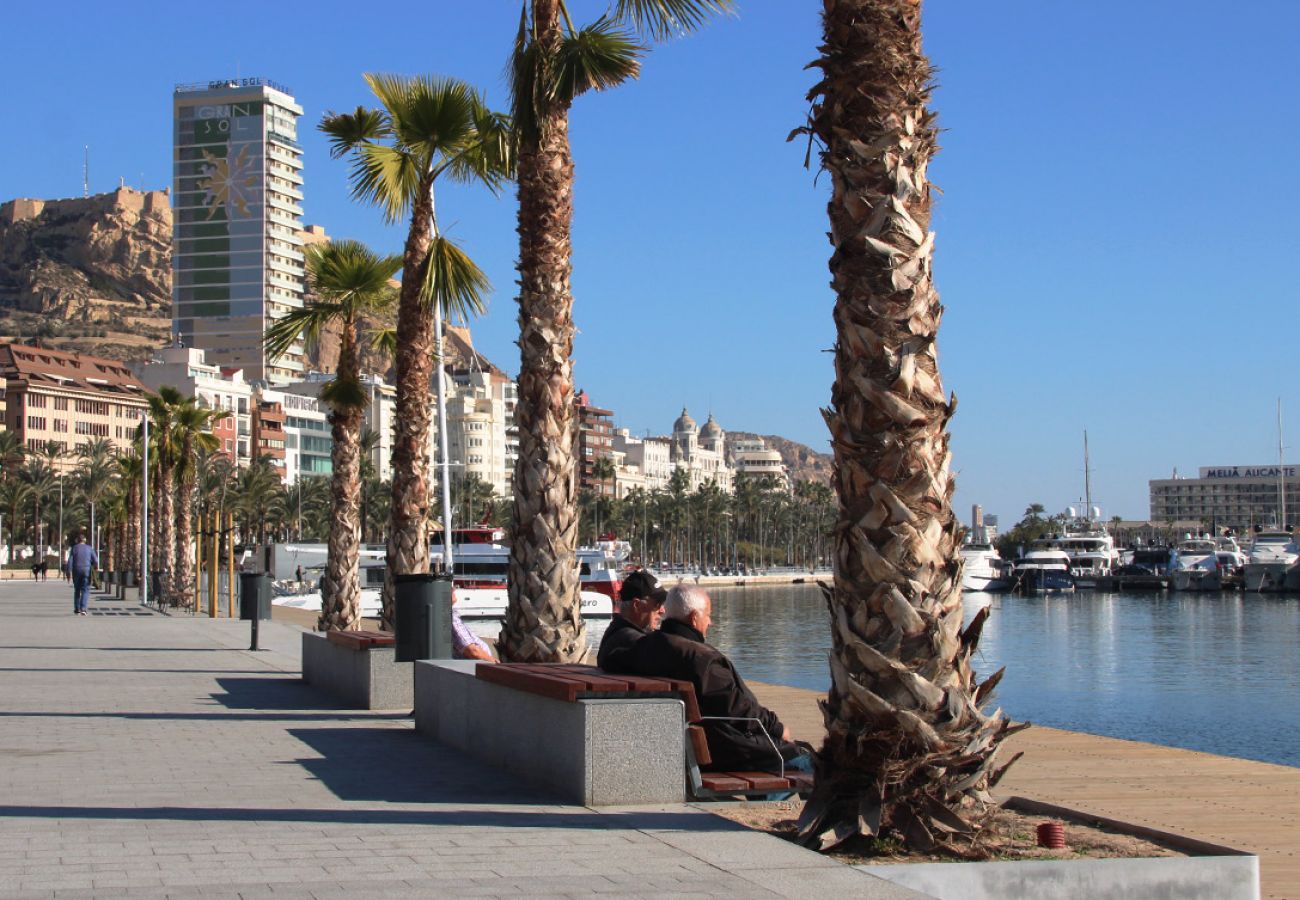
1013, 548, 1075, 593
1170, 538, 1221, 591
1243, 531, 1299, 592
1051, 520, 1119, 589
960, 542, 1014, 592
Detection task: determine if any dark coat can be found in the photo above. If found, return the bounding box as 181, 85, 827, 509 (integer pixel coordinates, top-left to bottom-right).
628, 617, 797, 771
596, 614, 647, 672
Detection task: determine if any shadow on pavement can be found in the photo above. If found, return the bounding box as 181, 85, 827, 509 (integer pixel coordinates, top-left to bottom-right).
211, 676, 346, 711
287, 727, 548, 805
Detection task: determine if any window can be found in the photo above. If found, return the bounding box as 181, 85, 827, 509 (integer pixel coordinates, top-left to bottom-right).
28, 394, 47, 408
26, 416, 46, 430
53, 419, 67, 433
54, 397, 68, 410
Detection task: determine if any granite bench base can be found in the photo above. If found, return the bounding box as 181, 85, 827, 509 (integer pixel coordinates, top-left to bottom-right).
414, 660, 685, 806
301, 631, 412, 710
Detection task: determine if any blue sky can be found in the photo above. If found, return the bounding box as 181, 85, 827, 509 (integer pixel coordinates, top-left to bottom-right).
4, 2, 1298, 525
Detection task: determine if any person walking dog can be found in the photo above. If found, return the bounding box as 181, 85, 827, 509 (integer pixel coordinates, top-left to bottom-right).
67, 532, 98, 616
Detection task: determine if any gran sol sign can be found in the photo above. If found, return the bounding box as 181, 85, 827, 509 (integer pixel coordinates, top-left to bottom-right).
1200, 465, 1299, 479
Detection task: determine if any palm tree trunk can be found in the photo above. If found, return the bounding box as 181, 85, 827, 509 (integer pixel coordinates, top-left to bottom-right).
320, 323, 364, 632
174, 467, 194, 609
797, 0, 1022, 853
379, 182, 437, 631
158, 459, 176, 604
500, 0, 584, 663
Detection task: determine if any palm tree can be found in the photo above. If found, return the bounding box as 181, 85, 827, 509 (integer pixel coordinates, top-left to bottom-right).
236, 458, 284, 548
501, 0, 731, 663
267, 239, 399, 631
320, 74, 512, 628
116, 451, 143, 586
794, 0, 1023, 853
18, 456, 56, 567
357, 427, 382, 544
172, 401, 229, 610
74, 437, 116, 553
0, 478, 31, 569
143, 388, 184, 604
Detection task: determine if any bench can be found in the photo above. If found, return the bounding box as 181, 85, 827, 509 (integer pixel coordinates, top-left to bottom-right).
301, 629, 412, 710
471, 663, 814, 801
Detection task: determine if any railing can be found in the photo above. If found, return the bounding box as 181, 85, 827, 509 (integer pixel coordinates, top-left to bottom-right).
175, 77, 293, 95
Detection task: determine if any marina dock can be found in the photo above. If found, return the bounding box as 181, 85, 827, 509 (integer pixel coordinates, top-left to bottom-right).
752, 681, 1298, 899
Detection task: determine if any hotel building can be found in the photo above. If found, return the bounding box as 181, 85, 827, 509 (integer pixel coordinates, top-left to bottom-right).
1149, 465, 1300, 531
172, 77, 307, 383
0, 344, 149, 466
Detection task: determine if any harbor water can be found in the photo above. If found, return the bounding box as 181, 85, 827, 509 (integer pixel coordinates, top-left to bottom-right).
699, 583, 1300, 769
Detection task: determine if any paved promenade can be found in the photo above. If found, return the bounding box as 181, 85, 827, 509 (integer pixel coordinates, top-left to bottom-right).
754, 682, 1297, 899
0, 581, 920, 900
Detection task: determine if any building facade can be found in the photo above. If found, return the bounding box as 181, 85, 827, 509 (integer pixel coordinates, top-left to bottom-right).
0, 344, 148, 465
446, 369, 513, 500
1149, 465, 1300, 531
576, 391, 615, 496
669, 408, 733, 492
172, 77, 306, 383
136, 346, 253, 462
731, 437, 789, 489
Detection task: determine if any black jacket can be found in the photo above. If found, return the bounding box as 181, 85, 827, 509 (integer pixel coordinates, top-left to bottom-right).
596, 614, 647, 672
628, 617, 796, 771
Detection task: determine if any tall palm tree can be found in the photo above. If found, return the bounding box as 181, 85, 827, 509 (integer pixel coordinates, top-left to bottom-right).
795, 0, 1023, 853
144, 388, 185, 604
357, 427, 382, 544
501, 0, 731, 663
0, 478, 31, 569
18, 456, 56, 566
267, 239, 399, 631
172, 401, 229, 610
320, 74, 512, 628
74, 437, 116, 551
116, 451, 143, 586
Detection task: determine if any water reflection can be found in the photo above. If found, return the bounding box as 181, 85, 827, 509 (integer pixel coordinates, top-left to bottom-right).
704, 584, 1300, 769
469, 584, 1300, 767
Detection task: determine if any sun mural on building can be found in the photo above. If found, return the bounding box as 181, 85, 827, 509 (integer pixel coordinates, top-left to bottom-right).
197, 143, 258, 219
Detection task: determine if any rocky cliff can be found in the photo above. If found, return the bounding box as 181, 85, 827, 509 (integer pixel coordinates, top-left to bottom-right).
0, 188, 173, 362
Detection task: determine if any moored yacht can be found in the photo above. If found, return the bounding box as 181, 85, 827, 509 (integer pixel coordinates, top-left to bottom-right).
1051, 518, 1119, 590
1170, 538, 1221, 591
960, 542, 1014, 592
1244, 530, 1299, 592
1013, 547, 1075, 593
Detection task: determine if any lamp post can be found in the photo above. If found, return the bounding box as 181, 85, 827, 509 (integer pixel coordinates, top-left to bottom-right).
56, 473, 64, 576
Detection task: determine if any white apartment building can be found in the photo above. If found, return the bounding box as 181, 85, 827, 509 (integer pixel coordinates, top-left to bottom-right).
446, 369, 514, 500
136, 346, 253, 462
731, 437, 790, 489
612, 430, 674, 492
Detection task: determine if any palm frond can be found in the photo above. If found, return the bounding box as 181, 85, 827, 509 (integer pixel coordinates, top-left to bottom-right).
368, 326, 398, 360
553, 18, 644, 102
320, 377, 369, 413
508, 4, 540, 140
421, 234, 490, 321
319, 106, 390, 159
440, 107, 516, 190
350, 142, 423, 223
613, 0, 735, 41
264, 303, 341, 364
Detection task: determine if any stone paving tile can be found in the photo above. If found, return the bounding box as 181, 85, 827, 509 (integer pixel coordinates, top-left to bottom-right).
0, 582, 923, 900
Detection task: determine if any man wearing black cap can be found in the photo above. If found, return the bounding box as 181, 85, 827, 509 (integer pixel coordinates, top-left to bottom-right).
596, 569, 667, 672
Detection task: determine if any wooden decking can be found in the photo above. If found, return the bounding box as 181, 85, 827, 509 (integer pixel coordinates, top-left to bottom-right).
751, 681, 1297, 899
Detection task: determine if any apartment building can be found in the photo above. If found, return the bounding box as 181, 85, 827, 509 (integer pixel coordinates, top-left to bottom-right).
0, 344, 148, 465
731, 437, 790, 489
445, 369, 513, 500
136, 346, 253, 462
576, 390, 615, 496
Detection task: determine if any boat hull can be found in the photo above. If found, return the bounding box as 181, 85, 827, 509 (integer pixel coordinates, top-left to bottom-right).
1244, 563, 1292, 593
1171, 568, 1223, 592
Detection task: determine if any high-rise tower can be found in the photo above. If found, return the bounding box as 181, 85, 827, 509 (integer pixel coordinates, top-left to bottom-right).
172, 77, 306, 383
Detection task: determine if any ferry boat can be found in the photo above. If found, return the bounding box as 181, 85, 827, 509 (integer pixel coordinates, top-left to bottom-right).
959, 542, 1014, 592
1243, 531, 1299, 593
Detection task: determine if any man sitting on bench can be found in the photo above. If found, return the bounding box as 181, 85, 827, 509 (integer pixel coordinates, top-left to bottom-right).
627, 584, 810, 773
596, 570, 666, 671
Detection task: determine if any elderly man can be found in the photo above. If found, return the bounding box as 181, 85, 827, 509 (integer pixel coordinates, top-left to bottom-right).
67, 531, 98, 616
597, 570, 667, 671
628, 584, 807, 772
451, 590, 494, 662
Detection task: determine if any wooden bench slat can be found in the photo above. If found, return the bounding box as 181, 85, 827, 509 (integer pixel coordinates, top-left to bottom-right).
786, 772, 814, 792
686, 725, 712, 768
725, 771, 792, 791
699, 773, 750, 792
475, 664, 579, 702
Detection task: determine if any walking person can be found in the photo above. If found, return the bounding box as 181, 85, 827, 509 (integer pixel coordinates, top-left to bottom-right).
67, 531, 98, 616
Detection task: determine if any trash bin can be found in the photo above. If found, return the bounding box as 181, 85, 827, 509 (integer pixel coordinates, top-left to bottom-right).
239, 572, 271, 620
394, 574, 453, 662
123, 570, 136, 588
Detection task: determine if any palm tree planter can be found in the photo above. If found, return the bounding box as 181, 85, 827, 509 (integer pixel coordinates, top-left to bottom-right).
795, 0, 1024, 853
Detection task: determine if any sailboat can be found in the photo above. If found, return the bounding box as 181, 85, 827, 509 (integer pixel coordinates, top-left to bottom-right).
1054, 432, 1119, 589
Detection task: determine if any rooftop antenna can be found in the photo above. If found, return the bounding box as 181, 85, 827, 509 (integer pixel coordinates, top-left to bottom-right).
83, 146, 89, 198
1278, 398, 1287, 528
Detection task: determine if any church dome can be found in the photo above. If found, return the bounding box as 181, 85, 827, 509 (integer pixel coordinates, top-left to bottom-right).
673, 406, 697, 433
700, 413, 723, 440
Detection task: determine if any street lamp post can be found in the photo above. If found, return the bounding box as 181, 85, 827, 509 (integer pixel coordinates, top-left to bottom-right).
57, 473, 64, 576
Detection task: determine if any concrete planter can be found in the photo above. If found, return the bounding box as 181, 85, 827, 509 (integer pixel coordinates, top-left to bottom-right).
863, 798, 1259, 900
301, 631, 412, 710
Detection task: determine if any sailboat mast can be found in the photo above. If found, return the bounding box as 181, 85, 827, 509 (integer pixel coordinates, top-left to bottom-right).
1279, 399, 1286, 528
1083, 430, 1093, 518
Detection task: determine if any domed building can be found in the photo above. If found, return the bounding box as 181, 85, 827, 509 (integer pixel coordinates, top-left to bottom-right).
668, 406, 732, 492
